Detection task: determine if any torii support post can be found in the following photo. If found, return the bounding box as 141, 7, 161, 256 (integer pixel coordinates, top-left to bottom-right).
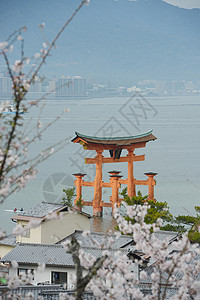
93, 150, 103, 216
144, 172, 158, 200
110, 174, 122, 214
127, 150, 136, 198
73, 173, 86, 211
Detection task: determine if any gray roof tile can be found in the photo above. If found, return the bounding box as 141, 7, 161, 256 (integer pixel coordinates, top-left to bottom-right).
0, 235, 16, 246
153, 231, 180, 243
16, 202, 65, 218
1, 244, 73, 266
12, 203, 90, 221
57, 230, 133, 249
1, 243, 128, 267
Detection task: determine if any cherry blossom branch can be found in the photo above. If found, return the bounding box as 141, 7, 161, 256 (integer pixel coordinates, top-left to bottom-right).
0, 0, 89, 202
66, 236, 108, 300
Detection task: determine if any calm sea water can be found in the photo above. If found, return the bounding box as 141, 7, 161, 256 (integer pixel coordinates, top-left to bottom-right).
1, 95, 200, 233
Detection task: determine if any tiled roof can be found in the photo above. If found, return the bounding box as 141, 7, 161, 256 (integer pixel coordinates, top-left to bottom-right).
1, 243, 128, 267
15, 202, 65, 218
57, 230, 133, 249
1, 244, 73, 267
138, 283, 179, 297
11, 202, 91, 221
0, 235, 16, 246
153, 231, 180, 243
73, 130, 155, 141
141, 250, 200, 286
72, 130, 157, 147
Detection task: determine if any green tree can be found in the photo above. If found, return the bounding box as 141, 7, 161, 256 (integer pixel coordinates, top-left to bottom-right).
119, 188, 174, 231
76, 196, 84, 209
174, 206, 200, 243
119, 188, 200, 242
62, 187, 76, 207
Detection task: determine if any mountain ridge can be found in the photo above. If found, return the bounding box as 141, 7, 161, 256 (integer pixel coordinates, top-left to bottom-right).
0, 0, 199, 83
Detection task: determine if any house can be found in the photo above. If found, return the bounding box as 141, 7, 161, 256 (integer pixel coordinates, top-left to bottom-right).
0, 236, 16, 260
57, 229, 133, 248
0, 230, 134, 286
11, 202, 90, 245
0, 229, 181, 290
0, 202, 90, 258
0, 242, 130, 287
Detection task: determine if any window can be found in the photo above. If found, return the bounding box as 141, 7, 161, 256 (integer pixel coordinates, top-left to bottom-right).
22, 225, 30, 238
51, 271, 67, 284
18, 268, 34, 279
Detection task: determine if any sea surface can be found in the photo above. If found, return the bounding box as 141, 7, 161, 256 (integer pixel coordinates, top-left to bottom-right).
1, 94, 200, 233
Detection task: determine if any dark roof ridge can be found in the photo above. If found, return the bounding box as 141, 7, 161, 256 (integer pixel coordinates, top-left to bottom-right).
15, 243, 129, 252
12, 204, 91, 221
41, 201, 65, 206
16, 243, 63, 248
73, 130, 154, 141
67, 229, 132, 238
89, 231, 131, 238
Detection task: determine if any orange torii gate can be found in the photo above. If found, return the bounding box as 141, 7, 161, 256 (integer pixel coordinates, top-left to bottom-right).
72, 130, 157, 216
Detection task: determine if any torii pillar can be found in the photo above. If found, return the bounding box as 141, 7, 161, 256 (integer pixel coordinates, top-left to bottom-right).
73, 173, 86, 210
145, 172, 157, 200
93, 150, 103, 216
127, 149, 136, 198
110, 174, 122, 212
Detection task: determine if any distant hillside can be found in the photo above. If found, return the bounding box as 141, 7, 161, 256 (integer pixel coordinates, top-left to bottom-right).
0, 0, 200, 83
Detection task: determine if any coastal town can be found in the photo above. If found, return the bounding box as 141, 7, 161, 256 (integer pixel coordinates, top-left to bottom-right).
1, 0, 200, 299
1, 72, 200, 99
1, 129, 200, 298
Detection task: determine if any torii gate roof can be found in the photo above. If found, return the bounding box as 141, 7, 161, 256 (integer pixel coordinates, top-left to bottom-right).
72, 130, 156, 150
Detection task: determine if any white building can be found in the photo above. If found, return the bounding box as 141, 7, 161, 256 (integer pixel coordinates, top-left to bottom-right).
1, 231, 133, 287
55, 76, 87, 97
0, 74, 12, 98
0, 202, 90, 258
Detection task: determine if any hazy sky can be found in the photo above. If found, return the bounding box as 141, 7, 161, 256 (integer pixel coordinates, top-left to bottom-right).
164, 0, 200, 9
0, 0, 200, 83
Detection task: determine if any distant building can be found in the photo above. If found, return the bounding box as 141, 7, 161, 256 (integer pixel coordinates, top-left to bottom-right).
48, 79, 56, 95
73, 76, 87, 97
0, 73, 12, 98
55, 76, 87, 97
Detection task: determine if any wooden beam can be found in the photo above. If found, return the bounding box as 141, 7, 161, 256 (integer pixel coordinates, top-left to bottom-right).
133, 154, 145, 161
82, 181, 95, 187
80, 142, 147, 151
100, 202, 113, 207
135, 180, 148, 185
82, 201, 93, 206
74, 137, 88, 144
85, 154, 145, 165
85, 157, 98, 164
102, 157, 129, 163
119, 179, 128, 184
101, 182, 112, 188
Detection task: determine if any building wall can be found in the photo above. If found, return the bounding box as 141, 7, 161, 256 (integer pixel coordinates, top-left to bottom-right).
15, 212, 90, 245
0, 245, 14, 259
40, 212, 90, 244
17, 220, 42, 244
0, 74, 12, 98
55, 77, 87, 97
9, 264, 86, 288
